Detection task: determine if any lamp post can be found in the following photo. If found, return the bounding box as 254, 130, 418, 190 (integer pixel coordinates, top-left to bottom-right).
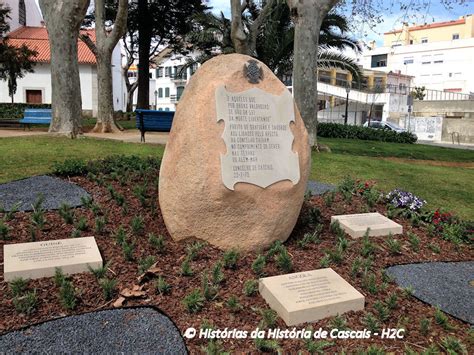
344, 84, 351, 125
154, 90, 158, 110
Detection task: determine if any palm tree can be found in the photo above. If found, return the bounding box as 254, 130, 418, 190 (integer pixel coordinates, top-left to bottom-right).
186, 4, 363, 82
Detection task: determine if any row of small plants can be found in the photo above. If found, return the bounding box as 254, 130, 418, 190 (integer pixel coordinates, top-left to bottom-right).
0, 103, 52, 119
317, 122, 417, 144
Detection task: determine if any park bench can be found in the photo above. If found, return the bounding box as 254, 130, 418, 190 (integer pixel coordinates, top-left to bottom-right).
19, 109, 52, 129
135, 109, 174, 142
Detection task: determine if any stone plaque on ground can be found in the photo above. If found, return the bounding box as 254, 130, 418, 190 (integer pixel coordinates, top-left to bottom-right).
259, 268, 365, 326
331, 212, 403, 239
159, 54, 310, 251
215, 86, 299, 190
3, 237, 102, 281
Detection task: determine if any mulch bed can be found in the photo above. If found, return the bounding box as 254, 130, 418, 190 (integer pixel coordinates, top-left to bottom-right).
0, 168, 472, 354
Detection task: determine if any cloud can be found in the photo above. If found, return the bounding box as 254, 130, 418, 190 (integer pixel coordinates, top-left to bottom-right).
207, 0, 231, 17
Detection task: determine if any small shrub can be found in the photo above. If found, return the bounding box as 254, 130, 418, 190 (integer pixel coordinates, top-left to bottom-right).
54, 268, 66, 287
13, 291, 37, 315
251, 254, 266, 276
70, 228, 81, 238
407, 232, 420, 252
428, 243, 441, 254
75, 216, 88, 231
133, 184, 149, 207
350, 257, 363, 277
211, 262, 225, 285
374, 301, 390, 321
362, 271, 378, 294
138, 256, 156, 274
327, 246, 344, 265
149, 233, 165, 253
3, 202, 20, 221
9, 277, 28, 297
297, 229, 321, 249
130, 215, 144, 235
31, 195, 45, 229
114, 226, 127, 246
202, 271, 219, 301
226, 295, 242, 312
276, 248, 293, 272
363, 312, 380, 333
88, 262, 109, 279
182, 289, 205, 313
122, 241, 134, 261
361, 229, 375, 257
323, 191, 336, 207
155, 276, 171, 295
99, 278, 117, 300
180, 258, 193, 276
94, 216, 107, 234
53, 159, 87, 176
402, 286, 414, 297
80, 195, 94, 209
254, 338, 280, 352
307, 206, 323, 226
439, 336, 467, 354
58, 203, 74, 224
329, 315, 348, 331
319, 254, 330, 268
0, 220, 10, 240
222, 249, 239, 269
59, 279, 77, 310
266, 240, 285, 259
385, 234, 402, 255
434, 307, 452, 330
260, 308, 278, 328
201, 340, 227, 355
243, 279, 258, 296
305, 340, 333, 354
186, 241, 206, 260
419, 317, 431, 336
385, 292, 398, 310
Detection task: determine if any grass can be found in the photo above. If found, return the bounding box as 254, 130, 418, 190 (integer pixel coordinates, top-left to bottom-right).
0, 136, 164, 183
0, 135, 472, 219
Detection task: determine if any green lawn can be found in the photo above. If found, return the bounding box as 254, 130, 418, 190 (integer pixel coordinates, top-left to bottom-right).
0, 135, 472, 219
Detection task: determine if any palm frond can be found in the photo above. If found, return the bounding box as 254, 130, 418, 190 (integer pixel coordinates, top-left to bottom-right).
317, 51, 363, 83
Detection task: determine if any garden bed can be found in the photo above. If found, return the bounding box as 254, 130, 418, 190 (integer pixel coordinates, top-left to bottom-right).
0, 156, 472, 354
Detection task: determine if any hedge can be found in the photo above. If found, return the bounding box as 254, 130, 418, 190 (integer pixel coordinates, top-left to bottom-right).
0, 103, 52, 119
317, 122, 417, 144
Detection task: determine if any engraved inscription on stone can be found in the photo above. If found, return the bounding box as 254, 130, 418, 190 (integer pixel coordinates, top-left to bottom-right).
4, 237, 103, 281
215, 86, 300, 190
259, 269, 365, 326
331, 213, 403, 239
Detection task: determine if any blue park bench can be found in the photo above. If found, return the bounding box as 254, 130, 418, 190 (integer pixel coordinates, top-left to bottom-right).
19, 108, 52, 129
135, 109, 174, 142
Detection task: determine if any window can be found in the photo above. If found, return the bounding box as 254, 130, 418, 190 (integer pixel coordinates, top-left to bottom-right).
165, 67, 171, 77
421, 37, 428, 43
165, 87, 170, 97
158, 88, 163, 98
156, 67, 163, 78
176, 86, 185, 100
26, 90, 42, 104
409, 39, 414, 45
433, 60, 443, 64
403, 57, 414, 65
452, 33, 459, 40
422, 61, 431, 65
149, 72, 152, 79
19, 0, 26, 26
127, 71, 137, 78
164, 107, 170, 111
370, 54, 387, 68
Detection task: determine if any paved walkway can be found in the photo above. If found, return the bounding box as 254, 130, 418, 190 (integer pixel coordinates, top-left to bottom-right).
0, 129, 169, 144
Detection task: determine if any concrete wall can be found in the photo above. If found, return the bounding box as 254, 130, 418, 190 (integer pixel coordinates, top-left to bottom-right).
413, 100, 474, 119
441, 117, 474, 143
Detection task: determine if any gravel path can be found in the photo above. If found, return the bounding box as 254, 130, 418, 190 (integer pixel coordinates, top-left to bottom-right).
386, 261, 474, 324
306, 180, 337, 196
0, 307, 187, 354
0, 175, 90, 211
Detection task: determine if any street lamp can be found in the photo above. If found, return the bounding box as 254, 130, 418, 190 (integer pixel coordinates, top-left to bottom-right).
154, 90, 158, 110
344, 84, 351, 125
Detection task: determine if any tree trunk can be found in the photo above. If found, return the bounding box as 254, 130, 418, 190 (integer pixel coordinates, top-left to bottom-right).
230, 0, 249, 54
93, 54, 120, 132
39, 0, 89, 138
136, 0, 151, 109
288, 0, 337, 147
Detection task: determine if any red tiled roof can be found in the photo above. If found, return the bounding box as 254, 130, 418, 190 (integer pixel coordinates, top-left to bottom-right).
6, 26, 97, 64
384, 18, 466, 35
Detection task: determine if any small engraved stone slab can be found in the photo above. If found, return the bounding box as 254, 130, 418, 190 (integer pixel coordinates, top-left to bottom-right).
331, 212, 403, 239
259, 268, 365, 326
216, 85, 300, 190
3, 237, 103, 281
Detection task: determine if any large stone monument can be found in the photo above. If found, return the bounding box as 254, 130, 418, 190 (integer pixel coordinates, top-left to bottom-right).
159, 54, 310, 251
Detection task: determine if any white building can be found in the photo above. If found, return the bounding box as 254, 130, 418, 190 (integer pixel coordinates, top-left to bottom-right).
0, 0, 125, 115
360, 15, 474, 94
127, 49, 201, 111
2, 0, 42, 31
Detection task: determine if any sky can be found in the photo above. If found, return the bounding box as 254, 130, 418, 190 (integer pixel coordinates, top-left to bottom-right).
208, 0, 474, 46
